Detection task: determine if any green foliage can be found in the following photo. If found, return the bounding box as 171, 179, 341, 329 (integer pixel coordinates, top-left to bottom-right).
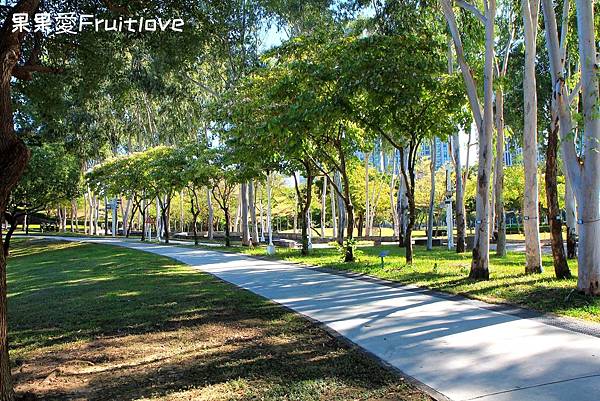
9, 143, 81, 215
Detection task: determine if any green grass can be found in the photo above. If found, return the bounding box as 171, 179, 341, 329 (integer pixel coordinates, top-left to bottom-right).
230, 244, 599, 323
7, 239, 428, 401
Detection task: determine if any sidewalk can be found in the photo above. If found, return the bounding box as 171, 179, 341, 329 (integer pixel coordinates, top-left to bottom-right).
35, 236, 600, 401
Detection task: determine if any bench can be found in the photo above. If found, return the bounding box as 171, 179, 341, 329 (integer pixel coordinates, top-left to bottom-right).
273, 239, 300, 248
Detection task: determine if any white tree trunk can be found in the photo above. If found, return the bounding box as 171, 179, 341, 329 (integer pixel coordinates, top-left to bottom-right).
293, 179, 298, 234
258, 182, 265, 242
207, 187, 214, 239
574, 0, 600, 294
94, 196, 99, 235
365, 152, 371, 237
267, 173, 273, 244
123, 197, 132, 236
398, 148, 409, 244
249, 180, 259, 245
234, 189, 241, 233
83, 193, 88, 235
390, 150, 399, 239
241, 182, 250, 246
471, 0, 496, 278
179, 190, 184, 233
335, 171, 346, 244
494, 87, 507, 256
427, 139, 436, 250
522, 0, 543, 274
321, 178, 327, 238
330, 181, 337, 239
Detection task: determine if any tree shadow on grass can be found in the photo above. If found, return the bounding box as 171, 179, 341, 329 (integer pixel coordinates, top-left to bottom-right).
10, 239, 428, 401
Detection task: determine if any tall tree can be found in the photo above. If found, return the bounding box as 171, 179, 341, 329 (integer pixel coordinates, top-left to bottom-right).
442, 0, 496, 279
522, 0, 543, 274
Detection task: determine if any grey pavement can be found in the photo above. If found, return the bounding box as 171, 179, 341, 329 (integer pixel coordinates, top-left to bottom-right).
30, 236, 600, 401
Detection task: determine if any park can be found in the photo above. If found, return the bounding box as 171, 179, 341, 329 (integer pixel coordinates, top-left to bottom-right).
0, 0, 599, 400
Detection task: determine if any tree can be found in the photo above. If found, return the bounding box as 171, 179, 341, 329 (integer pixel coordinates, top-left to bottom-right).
179, 143, 217, 246
541, 0, 600, 293
340, 18, 463, 263
4, 144, 81, 255
427, 140, 437, 251
442, 0, 496, 279
522, 0, 543, 274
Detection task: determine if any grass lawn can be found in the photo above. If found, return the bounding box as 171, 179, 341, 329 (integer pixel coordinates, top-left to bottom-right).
7, 239, 429, 401
233, 244, 599, 324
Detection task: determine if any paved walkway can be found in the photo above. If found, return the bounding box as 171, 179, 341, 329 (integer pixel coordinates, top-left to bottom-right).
35, 237, 600, 401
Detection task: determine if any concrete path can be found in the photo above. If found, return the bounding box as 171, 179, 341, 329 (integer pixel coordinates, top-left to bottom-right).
35, 237, 600, 401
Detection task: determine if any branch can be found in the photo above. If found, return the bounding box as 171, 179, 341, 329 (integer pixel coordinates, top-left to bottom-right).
184, 73, 220, 98
12, 64, 63, 80
558, 0, 570, 66
567, 78, 581, 104
456, 0, 487, 24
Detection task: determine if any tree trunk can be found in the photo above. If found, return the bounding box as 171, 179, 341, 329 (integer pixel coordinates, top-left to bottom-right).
234, 190, 241, 233
390, 150, 399, 239
266, 172, 274, 246
522, 0, 543, 274
84, 193, 88, 234
335, 172, 345, 245
406, 193, 415, 264
0, 3, 41, 397
249, 181, 259, 245
452, 132, 466, 252
345, 203, 354, 262
330, 181, 337, 239
192, 213, 199, 245
427, 139, 436, 251
365, 152, 371, 237
241, 183, 250, 246
546, 114, 571, 278
320, 178, 327, 238
574, 0, 600, 295
224, 207, 231, 247
470, 0, 496, 280
293, 184, 298, 234
126, 203, 138, 238
494, 87, 507, 256
565, 174, 577, 259
207, 187, 214, 240
397, 149, 409, 247
357, 213, 364, 238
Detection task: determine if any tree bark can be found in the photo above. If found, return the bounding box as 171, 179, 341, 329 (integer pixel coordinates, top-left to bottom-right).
565, 173, 577, 258
522, 0, 543, 274
241, 183, 250, 246
452, 132, 466, 253
427, 139, 436, 251
390, 150, 399, 239
249, 181, 259, 245
335, 171, 345, 245
0, 2, 42, 398
546, 114, 571, 278
206, 187, 214, 240
224, 207, 231, 247
470, 0, 495, 280
320, 178, 327, 238
397, 148, 409, 247
574, 0, 600, 295
365, 152, 371, 237
494, 87, 507, 256
330, 181, 337, 239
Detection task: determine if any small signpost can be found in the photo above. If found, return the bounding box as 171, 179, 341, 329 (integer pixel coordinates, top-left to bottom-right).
379, 250, 390, 269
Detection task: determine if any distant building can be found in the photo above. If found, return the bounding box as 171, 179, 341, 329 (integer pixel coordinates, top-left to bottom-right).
420, 137, 452, 170
504, 143, 523, 167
